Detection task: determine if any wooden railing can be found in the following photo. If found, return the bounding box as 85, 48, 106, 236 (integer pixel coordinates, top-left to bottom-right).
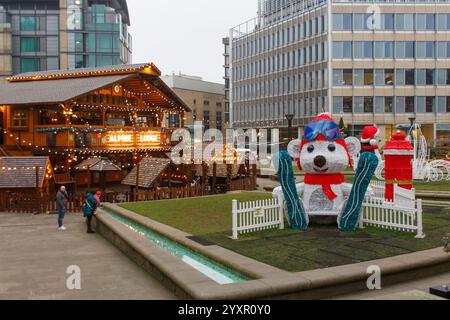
1, 185, 205, 214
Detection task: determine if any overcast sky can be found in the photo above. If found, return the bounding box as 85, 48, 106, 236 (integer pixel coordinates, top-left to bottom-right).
127, 0, 256, 84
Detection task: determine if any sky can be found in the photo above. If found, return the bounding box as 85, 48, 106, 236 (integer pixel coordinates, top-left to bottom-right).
127, 0, 256, 84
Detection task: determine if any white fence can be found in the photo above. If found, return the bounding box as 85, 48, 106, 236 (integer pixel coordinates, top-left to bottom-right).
232, 197, 284, 239
359, 197, 425, 239
232, 193, 425, 239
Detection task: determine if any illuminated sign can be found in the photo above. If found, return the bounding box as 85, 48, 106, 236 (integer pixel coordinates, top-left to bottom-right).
106, 131, 162, 149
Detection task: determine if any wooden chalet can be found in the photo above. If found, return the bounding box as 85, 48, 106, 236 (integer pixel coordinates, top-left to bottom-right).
0, 63, 190, 170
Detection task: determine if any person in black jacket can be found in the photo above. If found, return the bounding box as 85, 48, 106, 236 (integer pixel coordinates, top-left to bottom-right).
56, 186, 69, 231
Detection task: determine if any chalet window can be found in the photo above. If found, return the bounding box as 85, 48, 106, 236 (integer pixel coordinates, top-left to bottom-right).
38, 110, 66, 125
12, 111, 28, 128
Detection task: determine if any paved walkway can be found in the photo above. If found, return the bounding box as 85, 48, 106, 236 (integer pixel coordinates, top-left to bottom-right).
0, 213, 176, 300
334, 271, 450, 300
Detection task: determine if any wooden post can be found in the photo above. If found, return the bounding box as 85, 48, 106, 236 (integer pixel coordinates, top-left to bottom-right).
35, 166, 40, 194
202, 161, 208, 195
212, 162, 217, 194
135, 162, 140, 202
252, 164, 257, 190
226, 164, 232, 192
232, 199, 238, 240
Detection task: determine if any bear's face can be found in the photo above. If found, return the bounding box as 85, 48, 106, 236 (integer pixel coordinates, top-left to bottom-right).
300, 141, 349, 174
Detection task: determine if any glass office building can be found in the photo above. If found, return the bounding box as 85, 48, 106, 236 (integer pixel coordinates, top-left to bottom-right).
228, 0, 450, 146
0, 0, 132, 76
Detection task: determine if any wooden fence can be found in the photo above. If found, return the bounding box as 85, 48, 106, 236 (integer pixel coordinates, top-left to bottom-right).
2, 184, 205, 214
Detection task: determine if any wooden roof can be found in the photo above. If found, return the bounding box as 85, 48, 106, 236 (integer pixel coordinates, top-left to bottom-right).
122, 157, 171, 188
0, 63, 190, 112
0, 157, 51, 189
75, 158, 121, 172
194, 163, 240, 178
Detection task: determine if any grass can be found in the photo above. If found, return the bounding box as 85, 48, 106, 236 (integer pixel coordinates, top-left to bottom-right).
121, 193, 271, 235
121, 193, 450, 273
345, 176, 450, 192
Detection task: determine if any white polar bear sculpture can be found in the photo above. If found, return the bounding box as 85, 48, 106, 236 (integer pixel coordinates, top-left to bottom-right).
273, 114, 362, 224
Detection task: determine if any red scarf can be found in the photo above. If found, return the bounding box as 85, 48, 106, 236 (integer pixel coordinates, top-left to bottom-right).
304, 174, 345, 201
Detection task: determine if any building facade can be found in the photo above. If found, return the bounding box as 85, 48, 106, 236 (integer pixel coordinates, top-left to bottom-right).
162, 74, 227, 132
228, 0, 450, 146
0, 0, 132, 77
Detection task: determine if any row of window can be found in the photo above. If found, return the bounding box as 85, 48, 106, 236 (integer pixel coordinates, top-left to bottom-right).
333, 41, 450, 59
333, 96, 450, 114
233, 42, 327, 81
233, 15, 327, 60
235, 96, 327, 123
333, 13, 450, 31
235, 70, 328, 100
333, 68, 450, 86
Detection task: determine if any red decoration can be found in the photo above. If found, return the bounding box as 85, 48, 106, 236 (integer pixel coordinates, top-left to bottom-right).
304, 173, 345, 201
384, 133, 414, 201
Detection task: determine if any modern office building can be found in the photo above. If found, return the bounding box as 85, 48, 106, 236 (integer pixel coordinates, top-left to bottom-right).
228, 0, 450, 146
0, 0, 132, 77
162, 74, 227, 132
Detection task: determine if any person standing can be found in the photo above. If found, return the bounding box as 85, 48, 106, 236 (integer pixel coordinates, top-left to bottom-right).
83, 191, 98, 234
56, 186, 69, 231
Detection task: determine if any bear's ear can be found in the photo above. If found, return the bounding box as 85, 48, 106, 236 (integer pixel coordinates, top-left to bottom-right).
287, 138, 302, 160
345, 136, 361, 159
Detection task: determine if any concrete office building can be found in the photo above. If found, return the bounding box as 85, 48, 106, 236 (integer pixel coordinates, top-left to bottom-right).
0, 0, 132, 77
227, 0, 450, 146
162, 74, 227, 132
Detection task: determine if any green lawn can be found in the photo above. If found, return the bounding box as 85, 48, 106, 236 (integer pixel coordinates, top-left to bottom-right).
121, 193, 449, 272
121, 193, 271, 235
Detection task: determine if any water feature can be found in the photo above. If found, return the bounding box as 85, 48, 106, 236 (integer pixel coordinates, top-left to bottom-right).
102, 208, 249, 285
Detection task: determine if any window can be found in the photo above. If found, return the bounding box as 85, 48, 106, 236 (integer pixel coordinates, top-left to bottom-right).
333, 69, 353, 86
416, 42, 435, 58
20, 37, 39, 53
364, 97, 374, 113
204, 111, 210, 130
20, 58, 39, 72
343, 69, 352, 85
447, 97, 450, 112
396, 42, 415, 59
75, 55, 84, 68
364, 69, 374, 86
203, 100, 210, 106
333, 41, 352, 58
405, 69, 415, 85
416, 14, 435, 31
333, 13, 352, 30
92, 4, 105, 24
374, 41, 394, 58
396, 14, 414, 30
216, 112, 222, 131
426, 69, 435, 85
354, 41, 373, 59
437, 14, 450, 30
385, 97, 394, 113
353, 69, 364, 86
437, 42, 450, 58
354, 14, 371, 30
20, 16, 39, 31
426, 97, 435, 113
12, 111, 28, 128
385, 69, 394, 85
97, 34, 113, 52
381, 14, 394, 30
343, 96, 353, 113
353, 97, 363, 113
405, 96, 415, 113
216, 102, 222, 107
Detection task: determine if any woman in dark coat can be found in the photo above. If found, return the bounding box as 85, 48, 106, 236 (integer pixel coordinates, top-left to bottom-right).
83, 192, 97, 234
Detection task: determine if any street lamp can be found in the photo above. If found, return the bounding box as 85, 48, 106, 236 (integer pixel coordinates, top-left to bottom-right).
285, 114, 295, 151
